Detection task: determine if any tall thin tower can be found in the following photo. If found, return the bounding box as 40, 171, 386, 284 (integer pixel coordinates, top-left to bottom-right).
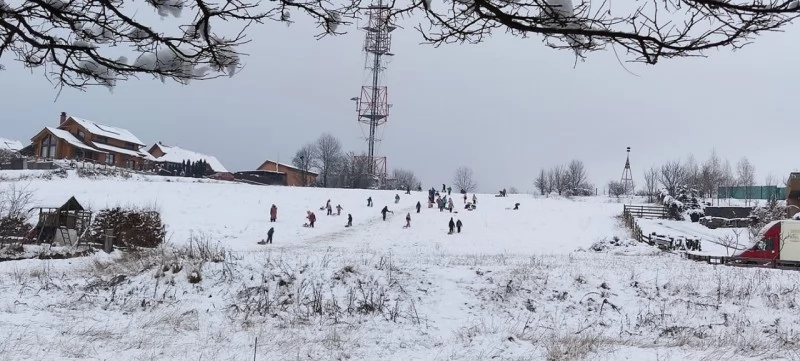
621, 147, 634, 195
352, 0, 394, 187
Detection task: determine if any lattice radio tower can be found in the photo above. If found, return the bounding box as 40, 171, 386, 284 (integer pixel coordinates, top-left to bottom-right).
620, 147, 634, 195
351, 0, 394, 188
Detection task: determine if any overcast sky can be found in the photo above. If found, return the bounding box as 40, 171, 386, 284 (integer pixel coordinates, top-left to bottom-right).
1, 13, 797, 193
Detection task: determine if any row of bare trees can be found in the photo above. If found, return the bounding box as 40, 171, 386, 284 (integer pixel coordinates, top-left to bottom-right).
534, 160, 593, 196
638, 151, 767, 205
291, 133, 418, 189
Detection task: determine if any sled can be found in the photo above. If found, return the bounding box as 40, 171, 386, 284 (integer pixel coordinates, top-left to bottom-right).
257, 240, 268, 245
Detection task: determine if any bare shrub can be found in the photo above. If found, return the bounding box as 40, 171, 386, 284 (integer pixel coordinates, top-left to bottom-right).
453, 166, 477, 193
0, 183, 35, 242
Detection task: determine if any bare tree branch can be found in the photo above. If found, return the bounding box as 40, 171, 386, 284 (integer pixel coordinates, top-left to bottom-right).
0, 0, 352, 90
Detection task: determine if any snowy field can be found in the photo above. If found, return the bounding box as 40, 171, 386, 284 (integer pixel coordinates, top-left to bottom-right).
1, 171, 799, 361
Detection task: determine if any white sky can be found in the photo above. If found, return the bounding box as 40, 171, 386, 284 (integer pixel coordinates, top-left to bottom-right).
1, 11, 797, 193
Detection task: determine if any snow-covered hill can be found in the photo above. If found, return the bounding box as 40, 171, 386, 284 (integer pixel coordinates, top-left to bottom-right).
0, 172, 797, 361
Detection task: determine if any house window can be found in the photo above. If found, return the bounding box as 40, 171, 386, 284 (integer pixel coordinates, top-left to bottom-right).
77, 130, 85, 140
125, 143, 137, 150
95, 136, 108, 144
40, 134, 57, 158
106, 153, 115, 165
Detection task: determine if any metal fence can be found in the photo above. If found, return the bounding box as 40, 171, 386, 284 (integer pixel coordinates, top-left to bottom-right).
717, 186, 786, 200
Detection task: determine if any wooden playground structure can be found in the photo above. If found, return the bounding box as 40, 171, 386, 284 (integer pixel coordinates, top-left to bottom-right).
30, 196, 92, 246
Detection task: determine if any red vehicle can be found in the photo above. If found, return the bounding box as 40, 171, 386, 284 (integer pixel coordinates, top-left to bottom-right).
735, 220, 800, 262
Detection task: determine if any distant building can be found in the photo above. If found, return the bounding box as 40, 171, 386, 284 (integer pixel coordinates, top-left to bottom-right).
256, 160, 318, 186
0, 138, 23, 152
29, 112, 149, 169
147, 142, 228, 175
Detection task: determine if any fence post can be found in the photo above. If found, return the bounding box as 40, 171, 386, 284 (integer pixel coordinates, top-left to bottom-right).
104, 229, 114, 253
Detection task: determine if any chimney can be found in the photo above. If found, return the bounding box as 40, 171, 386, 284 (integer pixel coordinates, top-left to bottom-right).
59, 112, 67, 125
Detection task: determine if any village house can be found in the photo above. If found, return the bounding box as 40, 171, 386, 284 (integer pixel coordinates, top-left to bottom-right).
256, 160, 318, 186
147, 142, 229, 175
30, 112, 149, 169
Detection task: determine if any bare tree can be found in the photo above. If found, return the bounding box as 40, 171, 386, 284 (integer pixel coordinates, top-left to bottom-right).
684, 154, 700, 193
0, 0, 350, 90
564, 159, 589, 194
507, 186, 519, 194
339, 151, 371, 189
403, 0, 800, 66
608, 180, 625, 198
643, 166, 659, 203
737, 157, 756, 206
391, 169, 418, 191
720, 158, 735, 204
699, 150, 722, 199
550, 165, 567, 196
452, 166, 477, 193
534, 169, 547, 195
659, 160, 687, 197
5, 0, 799, 90
313, 133, 343, 188
291, 143, 315, 187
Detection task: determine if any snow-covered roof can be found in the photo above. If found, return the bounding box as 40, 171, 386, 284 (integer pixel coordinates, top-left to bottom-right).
92, 142, 149, 158
67, 116, 146, 146
150, 143, 228, 173
45, 127, 105, 153
0, 137, 23, 151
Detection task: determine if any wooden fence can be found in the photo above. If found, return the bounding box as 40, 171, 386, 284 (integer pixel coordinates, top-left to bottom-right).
622, 204, 701, 251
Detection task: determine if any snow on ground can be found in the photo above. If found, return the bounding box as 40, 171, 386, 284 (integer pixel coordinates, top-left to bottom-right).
1, 172, 799, 361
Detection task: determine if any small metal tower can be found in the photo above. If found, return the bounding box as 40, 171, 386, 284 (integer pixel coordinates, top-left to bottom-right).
352, 0, 394, 188
621, 147, 634, 195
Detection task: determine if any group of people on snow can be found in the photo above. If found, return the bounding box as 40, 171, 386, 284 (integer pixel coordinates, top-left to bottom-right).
262, 182, 500, 244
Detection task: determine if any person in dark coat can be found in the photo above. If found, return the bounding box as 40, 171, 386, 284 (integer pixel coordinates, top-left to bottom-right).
307, 211, 316, 228
367, 197, 373, 207
513, 203, 520, 210
346, 214, 353, 227
266, 227, 274, 244
381, 206, 391, 221
456, 219, 463, 233
442, 184, 446, 192
405, 213, 411, 228
416, 201, 421, 213
448, 217, 455, 234
270, 204, 277, 222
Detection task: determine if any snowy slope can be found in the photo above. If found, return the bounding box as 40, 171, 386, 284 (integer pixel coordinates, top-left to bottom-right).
0, 172, 798, 361
12, 172, 625, 254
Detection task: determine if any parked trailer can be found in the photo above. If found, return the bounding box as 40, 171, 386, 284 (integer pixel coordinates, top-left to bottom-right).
685, 220, 800, 269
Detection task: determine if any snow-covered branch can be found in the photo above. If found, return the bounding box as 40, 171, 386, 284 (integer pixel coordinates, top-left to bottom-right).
0, 0, 352, 90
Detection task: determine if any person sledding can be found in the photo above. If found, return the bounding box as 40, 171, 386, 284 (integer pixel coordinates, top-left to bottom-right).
305, 211, 316, 228
404, 213, 411, 228
448, 217, 455, 235
336, 204, 343, 216
513, 203, 520, 210
381, 206, 393, 221
346, 214, 353, 227
270, 204, 278, 222
416, 201, 421, 213
258, 227, 275, 245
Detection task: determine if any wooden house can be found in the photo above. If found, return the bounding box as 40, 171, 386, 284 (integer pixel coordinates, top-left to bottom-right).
256, 160, 318, 186
30, 112, 149, 169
